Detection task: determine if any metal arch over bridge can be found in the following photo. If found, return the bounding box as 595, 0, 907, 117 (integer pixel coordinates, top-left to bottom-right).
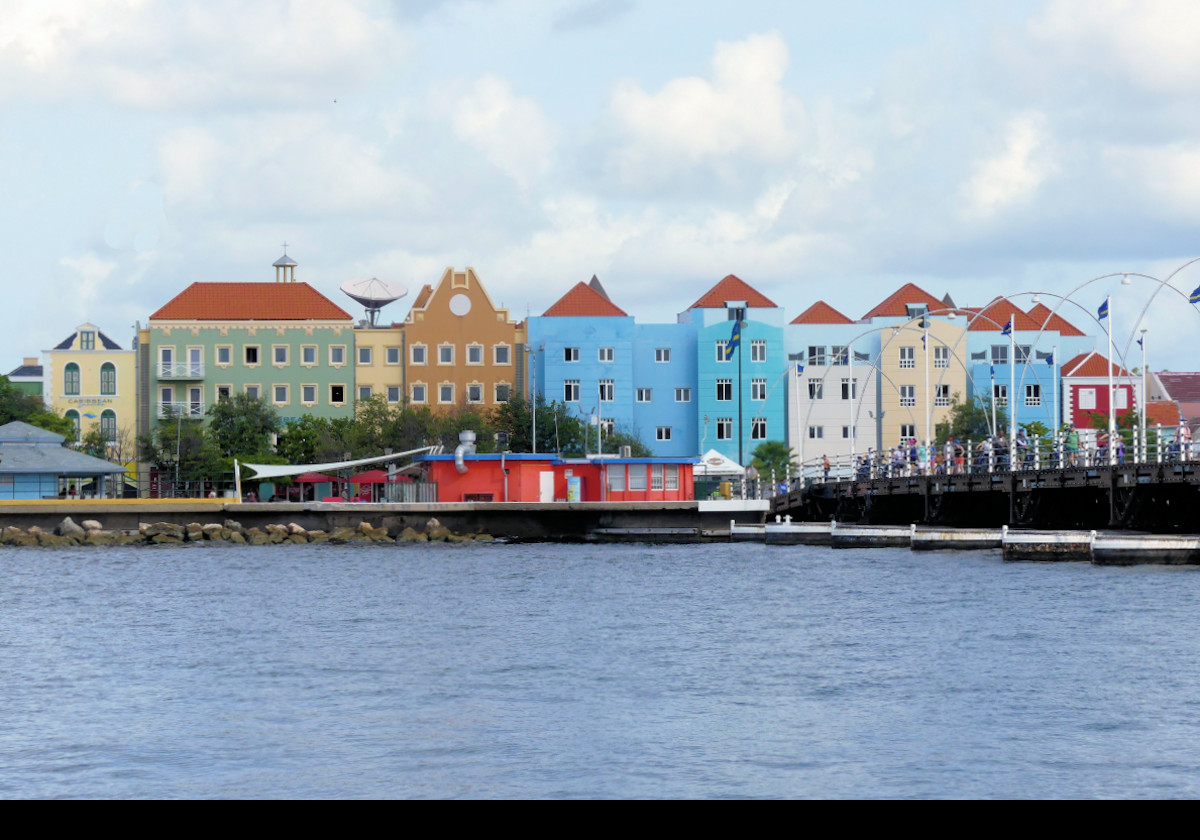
772, 459, 1200, 532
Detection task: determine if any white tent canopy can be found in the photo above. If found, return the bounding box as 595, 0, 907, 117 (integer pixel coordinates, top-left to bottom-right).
694, 449, 746, 477
237, 445, 439, 481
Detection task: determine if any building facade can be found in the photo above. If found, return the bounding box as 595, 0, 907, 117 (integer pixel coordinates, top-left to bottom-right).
42, 323, 136, 448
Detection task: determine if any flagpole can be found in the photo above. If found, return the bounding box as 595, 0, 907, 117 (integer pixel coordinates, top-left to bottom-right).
1107, 294, 1116, 467
795, 360, 804, 481
1052, 344, 1059, 454
848, 340, 856, 468
990, 366, 998, 438
1140, 330, 1147, 463
1009, 321, 1016, 462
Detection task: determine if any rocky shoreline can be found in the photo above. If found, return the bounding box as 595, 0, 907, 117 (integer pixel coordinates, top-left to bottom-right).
0, 516, 495, 547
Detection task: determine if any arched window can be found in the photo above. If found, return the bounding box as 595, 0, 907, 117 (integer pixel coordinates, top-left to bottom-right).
100, 410, 117, 443
64, 363, 80, 396
100, 363, 117, 396
64, 410, 81, 442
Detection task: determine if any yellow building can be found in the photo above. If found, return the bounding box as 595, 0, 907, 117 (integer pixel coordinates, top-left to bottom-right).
875, 316, 968, 450
353, 325, 405, 404
43, 322, 137, 457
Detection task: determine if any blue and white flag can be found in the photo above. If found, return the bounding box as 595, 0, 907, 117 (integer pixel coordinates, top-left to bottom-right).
1098, 298, 1110, 321
724, 319, 741, 360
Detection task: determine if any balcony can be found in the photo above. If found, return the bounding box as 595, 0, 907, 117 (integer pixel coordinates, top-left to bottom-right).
157, 401, 206, 419
158, 363, 205, 379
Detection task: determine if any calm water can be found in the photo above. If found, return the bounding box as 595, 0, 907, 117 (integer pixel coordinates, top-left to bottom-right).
2, 541, 1200, 799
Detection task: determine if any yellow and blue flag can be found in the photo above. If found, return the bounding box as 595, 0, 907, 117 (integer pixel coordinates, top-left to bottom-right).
1190, 284, 1200, 304
1098, 298, 1109, 321
1001, 319, 1012, 336
724, 319, 741, 360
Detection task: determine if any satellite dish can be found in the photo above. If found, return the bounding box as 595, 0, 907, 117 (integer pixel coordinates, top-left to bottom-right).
340, 277, 408, 327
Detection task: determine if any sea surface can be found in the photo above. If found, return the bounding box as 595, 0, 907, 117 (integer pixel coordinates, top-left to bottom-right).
2, 541, 1200, 799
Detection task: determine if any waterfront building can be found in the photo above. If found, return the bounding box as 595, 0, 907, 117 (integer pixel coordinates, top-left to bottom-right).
1152, 372, 1200, 428
140, 252, 357, 443
42, 323, 136, 449
5, 358, 43, 397
352, 324, 405, 405
1061, 351, 1140, 430
0, 420, 127, 500
678, 275, 787, 466
401, 267, 525, 414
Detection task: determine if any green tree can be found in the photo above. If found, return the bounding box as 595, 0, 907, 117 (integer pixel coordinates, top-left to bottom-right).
935, 393, 1008, 445
206, 393, 279, 458
750, 440, 797, 480
0, 376, 74, 438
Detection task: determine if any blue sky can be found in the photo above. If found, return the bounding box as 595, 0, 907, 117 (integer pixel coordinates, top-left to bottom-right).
4, 0, 1200, 373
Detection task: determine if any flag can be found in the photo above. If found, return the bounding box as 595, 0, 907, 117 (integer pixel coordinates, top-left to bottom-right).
1002, 319, 1013, 337
1098, 298, 1109, 321
1137, 335, 1144, 349
990, 365, 995, 379
724, 319, 741, 360
1190, 284, 1200, 304
796, 362, 805, 376
1045, 353, 1054, 366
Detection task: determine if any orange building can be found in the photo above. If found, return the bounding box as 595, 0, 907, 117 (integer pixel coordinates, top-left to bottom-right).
402, 267, 525, 411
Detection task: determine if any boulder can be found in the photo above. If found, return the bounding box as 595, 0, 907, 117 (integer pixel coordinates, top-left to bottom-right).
397, 527, 427, 542
80, 519, 103, 532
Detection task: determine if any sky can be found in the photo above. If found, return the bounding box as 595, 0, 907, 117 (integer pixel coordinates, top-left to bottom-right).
4, 0, 1200, 373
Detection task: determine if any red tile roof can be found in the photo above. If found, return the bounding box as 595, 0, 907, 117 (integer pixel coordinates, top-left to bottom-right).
1062, 351, 1131, 378
689, 275, 778, 309
790, 301, 855, 325
150, 282, 353, 321
1026, 303, 1087, 337
860, 283, 946, 320
1146, 402, 1183, 426
966, 298, 1041, 332
543, 282, 629, 317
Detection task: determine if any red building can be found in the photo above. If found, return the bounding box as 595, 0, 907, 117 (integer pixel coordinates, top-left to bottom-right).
1062, 351, 1139, 429
418, 454, 696, 503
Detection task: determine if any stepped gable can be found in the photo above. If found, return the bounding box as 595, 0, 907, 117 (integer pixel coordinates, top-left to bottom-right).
860, 283, 945, 320
967, 297, 1040, 332
150, 282, 352, 321
1027, 303, 1087, 337
790, 301, 855, 325
543, 282, 628, 317
689, 275, 777, 309
1062, 351, 1131, 378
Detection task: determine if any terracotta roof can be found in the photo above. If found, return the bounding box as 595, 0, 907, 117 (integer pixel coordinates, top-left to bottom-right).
790, 301, 855, 325
543, 282, 628, 317
967, 298, 1041, 332
860, 283, 945, 320
150, 282, 352, 321
1146, 402, 1182, 426
689, 275, 778, 309
1062, 351, 1131, 378
1027, 303, 1087, 337
1157, 372, 1200, 404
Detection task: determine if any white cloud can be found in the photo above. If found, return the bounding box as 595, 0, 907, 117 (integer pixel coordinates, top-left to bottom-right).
59, 253, 118, 315
0, 0, 406, 108
962, 113, 1057, 217
1104, 143, 1200, 221
451, 76, 558, 190
607, 32, 801, 183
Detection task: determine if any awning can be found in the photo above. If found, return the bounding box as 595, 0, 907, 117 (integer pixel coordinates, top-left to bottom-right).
239, 445, 439, 481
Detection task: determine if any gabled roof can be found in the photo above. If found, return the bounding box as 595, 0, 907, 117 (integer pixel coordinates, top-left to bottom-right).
790, 301, 855, 325
689, 275, 778, 309
1156, 372, 1200, 404
1146, 402, 1183, 426
860, 283, 945, 320
1026, 303, 1087, 337
543, 282, 628, 317
6, 364, 41, 378
53, 326, 123, 350
150, 282, 353, 321
1062, 351, 1131, 378
0, 421, 62, 444
967, 298, 1041, 332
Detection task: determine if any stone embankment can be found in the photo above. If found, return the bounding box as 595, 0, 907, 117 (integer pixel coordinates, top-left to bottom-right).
0, 516, 494, 547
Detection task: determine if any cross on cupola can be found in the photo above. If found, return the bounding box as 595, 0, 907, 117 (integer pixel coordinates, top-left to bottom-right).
273, 243, 298, 282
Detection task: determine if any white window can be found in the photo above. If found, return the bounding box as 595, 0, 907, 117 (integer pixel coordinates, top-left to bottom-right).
467, 344, 483, 365
751, 418, 767, 440
655, 348, 671, 363
495, 383, 511, 403
841, 378, 857, 400
598, 347, 614, 363
466, 383, 483, 403
808, 426, 824, 439
628, 465, 647, 492
899, 347, 916, 369
831, 346, 848, 366
900, 423, 917, 441
717, 418, 732, 440
651, 464, 664, 491
244, 345, 260, 366
808, 346, 826, 366
751, 340, 766, 363
637, 388, 652, 402
665, 465, 679, 491
900, 385, 916, 407
358, 346, 372, 365
751, 378, 766, 401
564, 347, 580, 362
935, 385, 951, 407
934, 346, 950, 369
717, 379, 732, 401
301, 345, 317, 366
607, 465, 626, 492
564, 380, 580, 402
1079, 388, 1096, 410
357, 386, 372, 401
1025, 384, 1042, 407
216, 385, 232, 402
273, 384, 289, 405
273, 345, 289, 365
216, 345, 232, 366
410, 345, 427, 365
656, 426, 672, 441
599, 379, 614, 402
245, 385, 260, 401
994, 384, 1009, 407
330, 346, 346, 366
438, 345, 454, 365
1115, 388, 1129, 410
808, 379, 823, 400
716, 340, 729, 362
386, 347, 401, 365
330, 385, 345, 405
675, 388, 691, 402
494, 345, 511, 365
439, 384, 454, 403
405, 385, 420, 404
842, 426, 854, 439
1016, 345, 1032, 364
991, 345, 1009, 365
302, 385, 317, 404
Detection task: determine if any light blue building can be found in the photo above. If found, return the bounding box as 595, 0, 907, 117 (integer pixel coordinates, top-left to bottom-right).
0, 421, 127, 499
678, 275, 787, 466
